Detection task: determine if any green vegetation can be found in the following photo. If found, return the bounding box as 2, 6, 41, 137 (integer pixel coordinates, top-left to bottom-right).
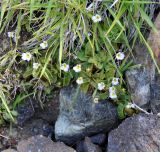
0, 0, 158, 122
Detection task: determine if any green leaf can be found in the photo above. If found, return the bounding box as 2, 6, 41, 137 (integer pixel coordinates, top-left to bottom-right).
78, 51, 88, 61
63, 73, 71, 86
23, 67, 33, 78
85, 42, 93, 56
80, 82, 90, 93
11, 110, 18, 117
117, 103, 126, 119
44, 0, 54, 25
0, 90, 14, 121
13, 93, 34, 109
99, 92, 107, 100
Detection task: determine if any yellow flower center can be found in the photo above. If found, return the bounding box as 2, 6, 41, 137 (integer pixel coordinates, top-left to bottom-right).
26, 54, 30, 58
96, 16, 100, 19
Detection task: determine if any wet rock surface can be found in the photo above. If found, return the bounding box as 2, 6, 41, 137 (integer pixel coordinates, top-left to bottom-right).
107, 114, 160, 152
55, 86, 119, 144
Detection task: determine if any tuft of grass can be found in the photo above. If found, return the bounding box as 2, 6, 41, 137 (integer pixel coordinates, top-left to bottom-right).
0, 0, 159, 121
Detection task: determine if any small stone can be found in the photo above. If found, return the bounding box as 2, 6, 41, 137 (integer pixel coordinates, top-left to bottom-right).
52, 142, 76, 152
76, 140, 84, 152
90, 133, 106, 146
83, 137, 102, 152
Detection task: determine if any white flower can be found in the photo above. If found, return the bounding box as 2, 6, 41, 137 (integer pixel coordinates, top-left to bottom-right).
7, 32, 14, 38
33, 63, 40, 69
109, 86, 116, 93
76, 77, 83, 85
40, 41, 48, 49
73, 64, 81, 72
21, 52, 32, 61
112, 78, 119, 86
92, 14, 102, 23
116, 52, 125, 60
98, 82, 105, 90
60, 63, 69, 72
126, 103, 136, 109
93, 97, 99, 103
109, 91, 117, 99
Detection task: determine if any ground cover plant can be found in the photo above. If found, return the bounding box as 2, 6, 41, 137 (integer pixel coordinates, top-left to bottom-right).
0, 0, 159, 123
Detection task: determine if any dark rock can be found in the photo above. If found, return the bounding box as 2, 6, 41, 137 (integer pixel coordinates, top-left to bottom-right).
90, 133, 106, 146
2, 149, 17, 152
16, 98, 37, 126
17, 135, 75, 152
34, 96, 59, 124
83, 137, 102, 152
76, 140, 84, 152
55, 86, 119, 144
17, 94, 59, 125
150, 75, 160, 113
0, 119, 53, 150
107, 114, 160, 152
18, 119, 54, 138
